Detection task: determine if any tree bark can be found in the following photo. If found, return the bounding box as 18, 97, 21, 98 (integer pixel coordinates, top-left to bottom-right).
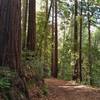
51, 0, 58, 78
87, 1, 92, 85
51, 0, 55, 77
72, 0, 79, 81
0, 0, 21, 70
54, 0, 58, 78
0, 1, 30, 99
79, 0, 83, 82
27, 0, 36, 51
22, 0, 28, 49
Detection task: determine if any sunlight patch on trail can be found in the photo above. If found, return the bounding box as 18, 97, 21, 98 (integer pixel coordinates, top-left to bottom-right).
58, 85, 90, 89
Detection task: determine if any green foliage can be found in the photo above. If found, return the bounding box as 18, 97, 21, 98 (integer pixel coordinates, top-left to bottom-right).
58, 28, 73, 80
21, 50, 49, 96
40, 84, 48, 96
57, 0, 100, 87
29, 0, 100, 88
82, 57, 90, 84
21, 50, 44, 83
0, 68, 16, 91
96, 0, 100, 3
0, 77, 11, 90
81, 28, 100, 86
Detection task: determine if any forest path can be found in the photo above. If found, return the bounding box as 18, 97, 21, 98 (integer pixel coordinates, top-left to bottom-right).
31, 78, 100, 100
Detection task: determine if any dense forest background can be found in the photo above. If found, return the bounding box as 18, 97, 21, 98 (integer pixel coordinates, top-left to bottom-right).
34, 0, 100, 86
0, 0, 100, 100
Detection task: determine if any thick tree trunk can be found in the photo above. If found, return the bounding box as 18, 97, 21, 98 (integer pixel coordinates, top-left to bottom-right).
27, 0, 36, 51
0, 0, 21, 70
0, 1, 30, 99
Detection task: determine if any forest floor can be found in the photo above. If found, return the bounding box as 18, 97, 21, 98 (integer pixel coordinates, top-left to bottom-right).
31, 78, 100, 100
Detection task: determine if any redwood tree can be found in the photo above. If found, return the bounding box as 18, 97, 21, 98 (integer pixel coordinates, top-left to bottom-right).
0, 0, 21, 70
54, 0, 58, 78
79, 0, 83, 82
87, 1, 92, 85
72, 0, 79, 81
27, 0, 36, 51
0, 0, 30, 99
51, 0, 55, 77
51, 0, 58, 78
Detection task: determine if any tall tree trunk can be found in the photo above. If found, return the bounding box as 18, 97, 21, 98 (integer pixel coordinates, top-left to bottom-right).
54, 0, 58, 78
51, 0, 55, 77
87, 1, 92, 85
0, 0, 30, 99
79, 0, 83, 82
51, 0, 58, 78
27, 0, 36, 51
0, 0, 21, 70
22, 0, 28, 49
72, 0, 79, 81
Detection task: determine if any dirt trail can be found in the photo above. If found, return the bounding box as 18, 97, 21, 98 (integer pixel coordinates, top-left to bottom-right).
32, 78, 100, 100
